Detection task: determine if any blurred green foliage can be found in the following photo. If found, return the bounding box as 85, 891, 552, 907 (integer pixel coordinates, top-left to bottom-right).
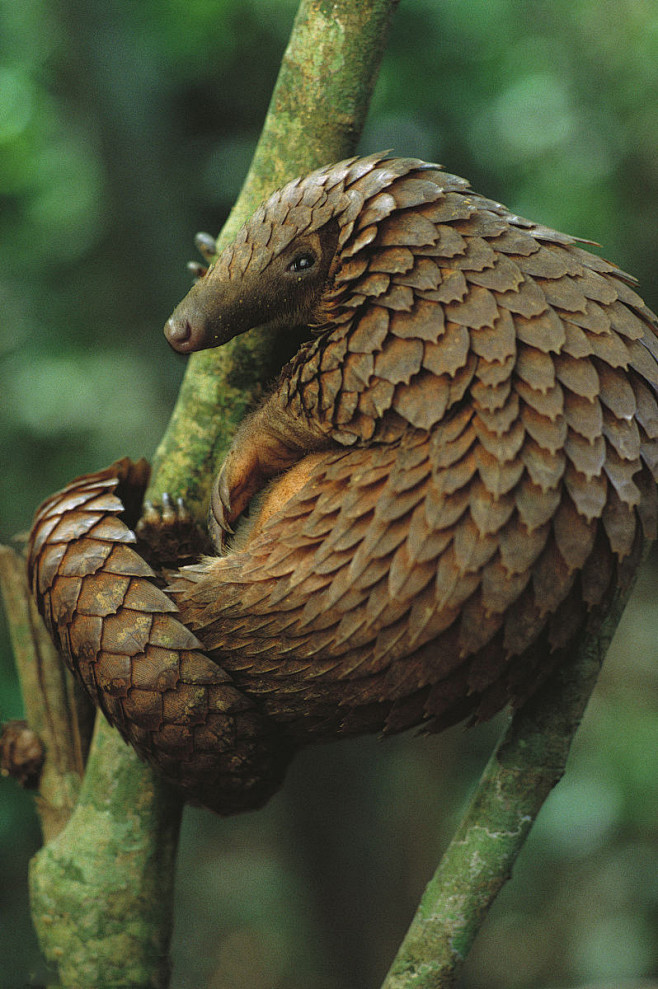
1, 1, 658, 986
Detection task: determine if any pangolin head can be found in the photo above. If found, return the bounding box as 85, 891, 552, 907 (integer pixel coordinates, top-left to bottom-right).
164, 152, 442, 353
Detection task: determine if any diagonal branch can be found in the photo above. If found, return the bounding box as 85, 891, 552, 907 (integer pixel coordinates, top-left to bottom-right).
24, 3, 400, 986
380, 563, 644, 989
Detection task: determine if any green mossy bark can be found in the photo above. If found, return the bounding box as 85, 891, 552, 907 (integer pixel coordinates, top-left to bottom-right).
24, 2, 400, 986
30, 719, 182, 988
0, 546, 90, 844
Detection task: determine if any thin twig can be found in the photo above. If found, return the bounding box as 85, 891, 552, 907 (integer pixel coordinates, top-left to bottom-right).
0, 545, 91, 842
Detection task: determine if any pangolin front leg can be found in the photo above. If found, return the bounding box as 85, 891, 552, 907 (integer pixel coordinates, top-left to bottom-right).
211, 393, 332, 539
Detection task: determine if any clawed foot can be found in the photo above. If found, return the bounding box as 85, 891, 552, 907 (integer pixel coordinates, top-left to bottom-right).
136, 493, 211, 568
186, 232, 217, 283
209, 448, 265, 551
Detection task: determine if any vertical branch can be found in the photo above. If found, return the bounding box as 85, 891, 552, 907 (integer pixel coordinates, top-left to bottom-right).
30, 718, 183, 989
0, 546, 92, 843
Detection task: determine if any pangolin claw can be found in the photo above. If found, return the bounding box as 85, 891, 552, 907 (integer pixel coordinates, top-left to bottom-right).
136, 492, 210, 566
186, 233, 216, 283
187, 261, 208, 281
211, 466, 235, 536
194, 231, 217, 262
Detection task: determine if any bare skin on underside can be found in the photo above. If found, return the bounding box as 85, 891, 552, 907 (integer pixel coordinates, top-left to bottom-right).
228, 451, 332, 551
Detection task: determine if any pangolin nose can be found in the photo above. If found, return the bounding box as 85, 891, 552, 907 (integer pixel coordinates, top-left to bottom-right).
164, 315, 193, 352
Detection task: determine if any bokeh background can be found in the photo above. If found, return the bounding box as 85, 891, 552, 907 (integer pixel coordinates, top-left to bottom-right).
2, 1, 658, 986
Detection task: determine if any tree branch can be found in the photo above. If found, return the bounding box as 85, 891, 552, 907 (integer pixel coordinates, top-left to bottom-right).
380, 563, 645, 989
24, 2, 400, 986
0, 545, 92, 843
31, 720, 183, 989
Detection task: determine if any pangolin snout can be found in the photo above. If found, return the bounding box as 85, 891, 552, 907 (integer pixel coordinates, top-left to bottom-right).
164, 308, 216, 353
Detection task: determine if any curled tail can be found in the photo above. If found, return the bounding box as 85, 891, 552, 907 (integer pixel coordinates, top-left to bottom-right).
26, 458, 291, 815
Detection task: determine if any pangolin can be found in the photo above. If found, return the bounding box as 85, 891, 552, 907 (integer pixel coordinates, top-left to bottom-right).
28, 153, 658, 814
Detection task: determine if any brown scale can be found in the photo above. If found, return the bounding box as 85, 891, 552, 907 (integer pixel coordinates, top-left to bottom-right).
27, 153, 658, 814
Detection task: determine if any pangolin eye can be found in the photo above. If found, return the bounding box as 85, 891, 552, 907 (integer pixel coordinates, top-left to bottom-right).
287, 252, 316, 274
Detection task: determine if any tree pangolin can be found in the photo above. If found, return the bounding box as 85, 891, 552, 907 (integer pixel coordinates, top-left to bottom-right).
27, 153, 658, 815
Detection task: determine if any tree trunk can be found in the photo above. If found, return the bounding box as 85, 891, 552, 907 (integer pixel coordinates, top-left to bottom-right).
19, 2, 401, 986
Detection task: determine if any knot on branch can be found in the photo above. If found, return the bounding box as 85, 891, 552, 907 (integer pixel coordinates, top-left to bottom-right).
0, 720, 45, 789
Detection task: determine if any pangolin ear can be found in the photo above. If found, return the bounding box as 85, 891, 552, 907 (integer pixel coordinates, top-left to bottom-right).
313, 219, 341, 269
